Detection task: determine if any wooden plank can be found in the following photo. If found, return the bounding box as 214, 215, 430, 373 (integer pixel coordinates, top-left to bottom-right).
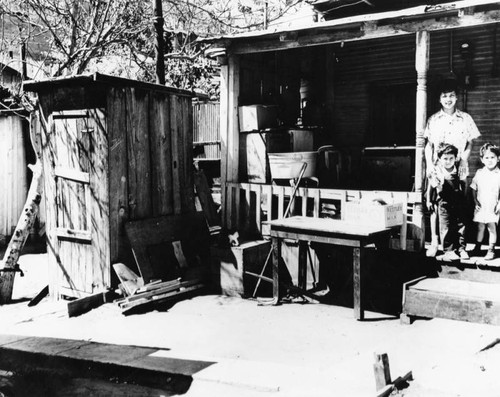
169, 95, 182, 214
38, 102, 60, 299
298, 240, 307, 290
149, 92, 173, 216
181, 96, 195, 213
235, 184, 241, 229
403, 288, 500, 325
54, 167, 90, 184
353, 247, 363, 320
119, 279, 202, 306
121, 284, 205, 315
193, 169, 219, 226
277, 186, 284, 218
112, 263, 143, 296
126, 87, 152, 220
67, 290, 115, 317
271, 237, 281, 302
301, 188, 308, 216
135, 278, 181, 294
88, 108, 110, 291
55, 228, 92, 242
28, 285, 49, 307
107, 87, 129, 265
256, 184, 262, 232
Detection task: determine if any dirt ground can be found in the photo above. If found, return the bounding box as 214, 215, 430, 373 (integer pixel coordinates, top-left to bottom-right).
1, 246, 500, 396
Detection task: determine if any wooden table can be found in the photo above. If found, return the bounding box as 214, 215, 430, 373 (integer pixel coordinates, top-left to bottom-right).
268, 216, 395, 320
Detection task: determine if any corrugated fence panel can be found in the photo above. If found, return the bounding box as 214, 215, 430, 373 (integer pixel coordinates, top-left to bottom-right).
0, 115, 28, 238
193, 102, 220, 160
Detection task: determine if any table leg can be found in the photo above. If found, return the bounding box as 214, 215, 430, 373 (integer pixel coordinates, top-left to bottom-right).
271, 236, 281, 304
353, 246, 364, 320
298, 240, 308, 290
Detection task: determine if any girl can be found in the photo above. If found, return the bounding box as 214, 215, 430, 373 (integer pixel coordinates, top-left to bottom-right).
470, 143, 500, 260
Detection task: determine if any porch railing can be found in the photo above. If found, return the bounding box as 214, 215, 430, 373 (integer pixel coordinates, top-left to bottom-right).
223, 182, 423, 251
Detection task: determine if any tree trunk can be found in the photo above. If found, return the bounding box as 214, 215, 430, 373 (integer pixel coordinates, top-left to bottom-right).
0, 113, 43, 304
153, 0, 166, 85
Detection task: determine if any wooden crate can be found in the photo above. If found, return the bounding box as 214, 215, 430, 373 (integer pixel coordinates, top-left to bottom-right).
210, 239, 271, 297
402, 277, 500, 325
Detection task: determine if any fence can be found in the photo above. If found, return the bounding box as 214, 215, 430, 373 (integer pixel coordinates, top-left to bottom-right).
193, 101, 220, 160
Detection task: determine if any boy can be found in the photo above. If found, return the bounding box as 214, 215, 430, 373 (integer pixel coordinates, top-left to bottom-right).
427, 143, 467, 261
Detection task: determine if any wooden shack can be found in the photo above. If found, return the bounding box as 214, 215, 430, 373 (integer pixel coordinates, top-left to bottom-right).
24, 73, 195, 299
205, 0, 500, 248
203, 1, 500, 322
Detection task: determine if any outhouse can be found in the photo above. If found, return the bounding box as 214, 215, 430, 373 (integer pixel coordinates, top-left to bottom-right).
24, 73, 195, 299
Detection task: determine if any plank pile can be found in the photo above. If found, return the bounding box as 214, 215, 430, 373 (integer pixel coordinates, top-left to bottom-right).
115, 278, 205, 315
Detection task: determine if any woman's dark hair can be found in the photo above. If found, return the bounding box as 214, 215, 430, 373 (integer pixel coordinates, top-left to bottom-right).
438, 79, 459, 95
436, 143, 458, 158
479, 142, 500, 158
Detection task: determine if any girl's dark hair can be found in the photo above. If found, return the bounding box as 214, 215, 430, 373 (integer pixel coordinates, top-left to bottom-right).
479, 142, 500, 157
436, 143, 458, 158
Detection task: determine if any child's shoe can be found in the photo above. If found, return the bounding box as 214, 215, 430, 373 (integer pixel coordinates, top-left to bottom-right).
484, 248, 495, 261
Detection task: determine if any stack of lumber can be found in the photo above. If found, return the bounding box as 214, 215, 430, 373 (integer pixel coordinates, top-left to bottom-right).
115, 278, 205, 315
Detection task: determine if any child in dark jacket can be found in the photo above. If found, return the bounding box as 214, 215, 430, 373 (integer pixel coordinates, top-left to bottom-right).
426, 143, 467, 261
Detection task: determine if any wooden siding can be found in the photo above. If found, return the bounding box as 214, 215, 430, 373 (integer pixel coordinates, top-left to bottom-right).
193, 101, 220, 160
0, 115, 28, 238
331, 24, 500, 180
107, 87, 195, 264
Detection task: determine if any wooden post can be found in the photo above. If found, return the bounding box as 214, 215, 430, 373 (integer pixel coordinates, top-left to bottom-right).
220, 55, 240, 230
219, 63, 229, 228
414, 30, 429, 241
373, 352, 392, 391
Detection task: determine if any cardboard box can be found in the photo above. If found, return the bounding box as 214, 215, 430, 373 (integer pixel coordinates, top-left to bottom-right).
239, 105, 278, 132
343, 202, 404, 228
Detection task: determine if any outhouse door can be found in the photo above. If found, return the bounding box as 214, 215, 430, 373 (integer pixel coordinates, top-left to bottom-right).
49, 109, 110, 298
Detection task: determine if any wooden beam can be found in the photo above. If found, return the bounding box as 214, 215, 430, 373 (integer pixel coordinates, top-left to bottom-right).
227, 9, 500, 55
